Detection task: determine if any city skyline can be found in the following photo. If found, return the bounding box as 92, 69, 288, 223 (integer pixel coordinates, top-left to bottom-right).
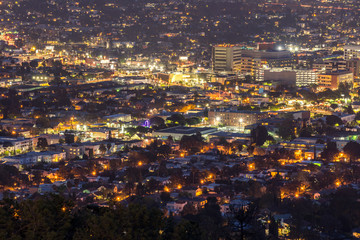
0, 0, 359, 239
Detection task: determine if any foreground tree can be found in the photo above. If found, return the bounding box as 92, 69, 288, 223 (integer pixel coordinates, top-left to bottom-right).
343, 141, 360, 162
251, 125, 268, 146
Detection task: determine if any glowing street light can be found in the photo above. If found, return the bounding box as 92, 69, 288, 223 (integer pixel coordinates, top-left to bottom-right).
215, 116, 221, 126
239, 118, 243, 130
335, 180, 341, 187
248, 163, 255, 171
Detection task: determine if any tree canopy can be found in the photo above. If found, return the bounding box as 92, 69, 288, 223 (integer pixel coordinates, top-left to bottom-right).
251, 125, 268, 146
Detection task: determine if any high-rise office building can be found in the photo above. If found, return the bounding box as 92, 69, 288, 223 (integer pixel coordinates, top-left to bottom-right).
212, 44, 294, 78
212, 44, 243, 72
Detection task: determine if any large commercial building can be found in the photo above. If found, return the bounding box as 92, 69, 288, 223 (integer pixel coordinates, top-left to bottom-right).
313, 59, 347, 73
347, 59, 360, 78
262, 68, 320, 87
2, 151, 66, 167
0, 137, 33, 155
208, 109, 268, 127
212, 45, 294, 76
240, 49, 294, 79
153, 126, 217, 140
212, 44, 243, 72
344, 45, 360, 60
103, 113, 131, 122
317, 71, 354, 90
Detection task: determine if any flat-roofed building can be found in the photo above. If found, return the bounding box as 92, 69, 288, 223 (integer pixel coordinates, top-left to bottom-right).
347, 59, 360, 78
2, 151, 66, 168
208, 109, 268, 127
212, 45, 295, 78
318, 71, 353, 90
210, 74, 237, 85
212, 44, 244, 72
262, 68, 321, 87
0, 137, 33, 155
344, 45, 360, 60
103, 113, 131, 122
153, 126, 217, 140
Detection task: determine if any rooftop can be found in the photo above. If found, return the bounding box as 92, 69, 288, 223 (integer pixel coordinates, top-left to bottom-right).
154, 126, 217, 135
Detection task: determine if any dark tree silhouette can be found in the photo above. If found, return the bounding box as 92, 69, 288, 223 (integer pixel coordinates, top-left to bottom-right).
251, 125, 268, 146
343, 141, 360, 162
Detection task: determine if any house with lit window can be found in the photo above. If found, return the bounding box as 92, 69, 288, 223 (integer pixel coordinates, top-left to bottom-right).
166, 201, 187, 215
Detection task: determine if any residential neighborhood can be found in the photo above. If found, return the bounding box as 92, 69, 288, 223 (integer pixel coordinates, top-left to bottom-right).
0, 0, 359, 239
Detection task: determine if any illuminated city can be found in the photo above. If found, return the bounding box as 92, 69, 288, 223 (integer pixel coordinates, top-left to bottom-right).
0, 0, 359, 239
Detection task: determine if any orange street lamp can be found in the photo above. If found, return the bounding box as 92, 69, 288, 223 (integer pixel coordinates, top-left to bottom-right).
335, 180, 341, 187
248, 163, 255, 171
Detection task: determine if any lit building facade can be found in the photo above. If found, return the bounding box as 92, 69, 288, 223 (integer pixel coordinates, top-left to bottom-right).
262, 68, 321, 87
208, 109, 268, 127
212, 44, 243, 72
317, 71, 354, 90
344, 45, 360, 60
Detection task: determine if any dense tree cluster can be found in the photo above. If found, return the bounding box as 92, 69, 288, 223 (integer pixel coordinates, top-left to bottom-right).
180, 132, 205, 154
0, 195, 167, 240
0, 194, 256, 240
1, 185, 359, 240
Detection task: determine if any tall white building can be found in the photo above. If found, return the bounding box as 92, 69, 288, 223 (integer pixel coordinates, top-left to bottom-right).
212, 44, 244, 72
